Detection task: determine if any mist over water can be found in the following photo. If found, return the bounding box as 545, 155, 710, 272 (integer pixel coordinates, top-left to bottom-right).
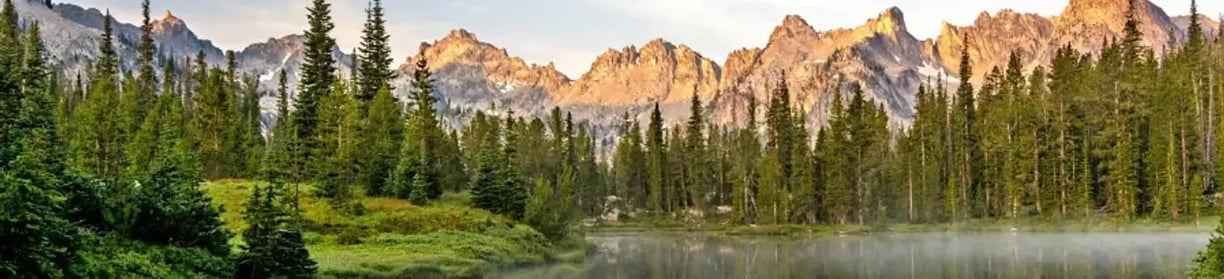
494, 232, 1211, 279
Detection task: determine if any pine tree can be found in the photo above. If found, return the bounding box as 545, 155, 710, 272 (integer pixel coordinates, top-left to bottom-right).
666, 125, 686, 212
192, 67, 232, 179
407, 172, 430, 205
767, 79, 794, 177
950, 38, 978, 221
0, 0, 23, 167
126, 58, 178, 180
356, 0, 396, 105
498, 115, 527, 219
264, 71, 294, 183
1193, 211, 1224, 278
314, 79, 359, 209
438, 130, 467, 193
0, 19, 81, 277
236, 184, 317, 279
130, 159, 231, 256
731, 96, 762, 224
612, 113, 646, 208
72, 11, 125, 178
0, 174, 79, 278
685, 94, 707, 210
294, 0, 338, 181
135, 0, 156, 126
470, 122, 501, 213
392, 54, 446, 200
646, 103, 666, 213
359, 85, 402, 195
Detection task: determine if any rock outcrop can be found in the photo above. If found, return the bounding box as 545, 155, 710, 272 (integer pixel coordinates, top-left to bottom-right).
397, 29, 570, 120
712, 8, 932, 129
559, 38, 721, 106
934, 10, 1054, 83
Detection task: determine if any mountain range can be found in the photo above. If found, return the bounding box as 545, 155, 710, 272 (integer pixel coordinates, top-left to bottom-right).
11, 0, 1223, 142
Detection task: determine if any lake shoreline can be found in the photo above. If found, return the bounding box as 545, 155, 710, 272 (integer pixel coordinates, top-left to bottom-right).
494, 231, 1210, 278
586, 217, 1219, 237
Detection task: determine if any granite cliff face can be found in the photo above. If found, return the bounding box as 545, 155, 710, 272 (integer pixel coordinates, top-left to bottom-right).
934, 10, 1054, 84
935, 0, 1188, 83
560, 38, 721, 106
711, 8, 933, 128
1053, 0, 1183, 53
396, 29, 569, 120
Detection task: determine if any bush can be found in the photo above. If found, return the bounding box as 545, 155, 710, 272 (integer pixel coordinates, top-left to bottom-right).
72, 237, 233, 279
336, 228, 368, 245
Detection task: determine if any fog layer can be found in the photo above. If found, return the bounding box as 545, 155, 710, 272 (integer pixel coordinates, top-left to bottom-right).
494, 232, 1210, 279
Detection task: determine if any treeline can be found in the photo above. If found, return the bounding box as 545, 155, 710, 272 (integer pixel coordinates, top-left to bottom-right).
1, 0, 599, 277
610, 1, 1224, 225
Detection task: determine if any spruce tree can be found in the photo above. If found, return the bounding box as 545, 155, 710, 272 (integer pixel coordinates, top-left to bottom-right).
0, 174, 79, 279
685, 94, 707, 210
236, 184, 317, 279
192, 67, 232, 179
646, 103, 666, 213
136, 0, 156, 125
72, 11, 125, 178
356, 0, 396, 105
0, 19, 82, 275
950, 38, 978, 221
313, 79, 359, 209
294, 0, 338, 181
125, 60, 173, 180
612, 113, 646, 208
497, 115, 527, 219
0, 0, 23, 166
264, 71, 294, 183
358, 85, 401, 195
470, 118, 502, 213
392, 55, 445, 200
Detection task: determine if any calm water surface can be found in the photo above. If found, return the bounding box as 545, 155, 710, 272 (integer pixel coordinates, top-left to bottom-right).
493, 232, 1210, 279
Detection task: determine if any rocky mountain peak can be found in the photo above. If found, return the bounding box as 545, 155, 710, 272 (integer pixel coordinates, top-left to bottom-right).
1065, 0, 1133, 14
151, 10, 186, 35
561, 37, 721, 106
1054, 0, 1181, 50
868, 7, 907, 37
446, 28, 478, 41
406, 29, 570, 98
770, 15, 819, 43
934, 8, 1056, 83
161, 10, 182, 26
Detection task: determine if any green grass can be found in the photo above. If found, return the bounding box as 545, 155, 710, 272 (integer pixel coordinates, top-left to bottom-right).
201, 180, 583, 278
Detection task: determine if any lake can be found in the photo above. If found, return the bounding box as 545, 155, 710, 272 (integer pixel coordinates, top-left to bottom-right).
493, 231, 1211, 279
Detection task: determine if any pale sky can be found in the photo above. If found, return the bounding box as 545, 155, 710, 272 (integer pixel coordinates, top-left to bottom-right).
65, 0, 1222, 77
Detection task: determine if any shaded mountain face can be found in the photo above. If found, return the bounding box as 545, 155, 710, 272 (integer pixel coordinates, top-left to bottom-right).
1173, 14, 1220, 38
14, 0, 1220, 140
235, 34, 353, 130
37, 2, 227, 74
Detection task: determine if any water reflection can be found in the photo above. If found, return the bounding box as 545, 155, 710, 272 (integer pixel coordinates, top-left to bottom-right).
494, 232, 1210, 279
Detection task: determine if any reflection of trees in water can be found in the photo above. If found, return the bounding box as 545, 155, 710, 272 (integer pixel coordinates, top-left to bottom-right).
494, 233, 1208, 279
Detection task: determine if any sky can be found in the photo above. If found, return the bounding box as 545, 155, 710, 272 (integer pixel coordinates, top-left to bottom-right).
65, 0, 1222, 77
